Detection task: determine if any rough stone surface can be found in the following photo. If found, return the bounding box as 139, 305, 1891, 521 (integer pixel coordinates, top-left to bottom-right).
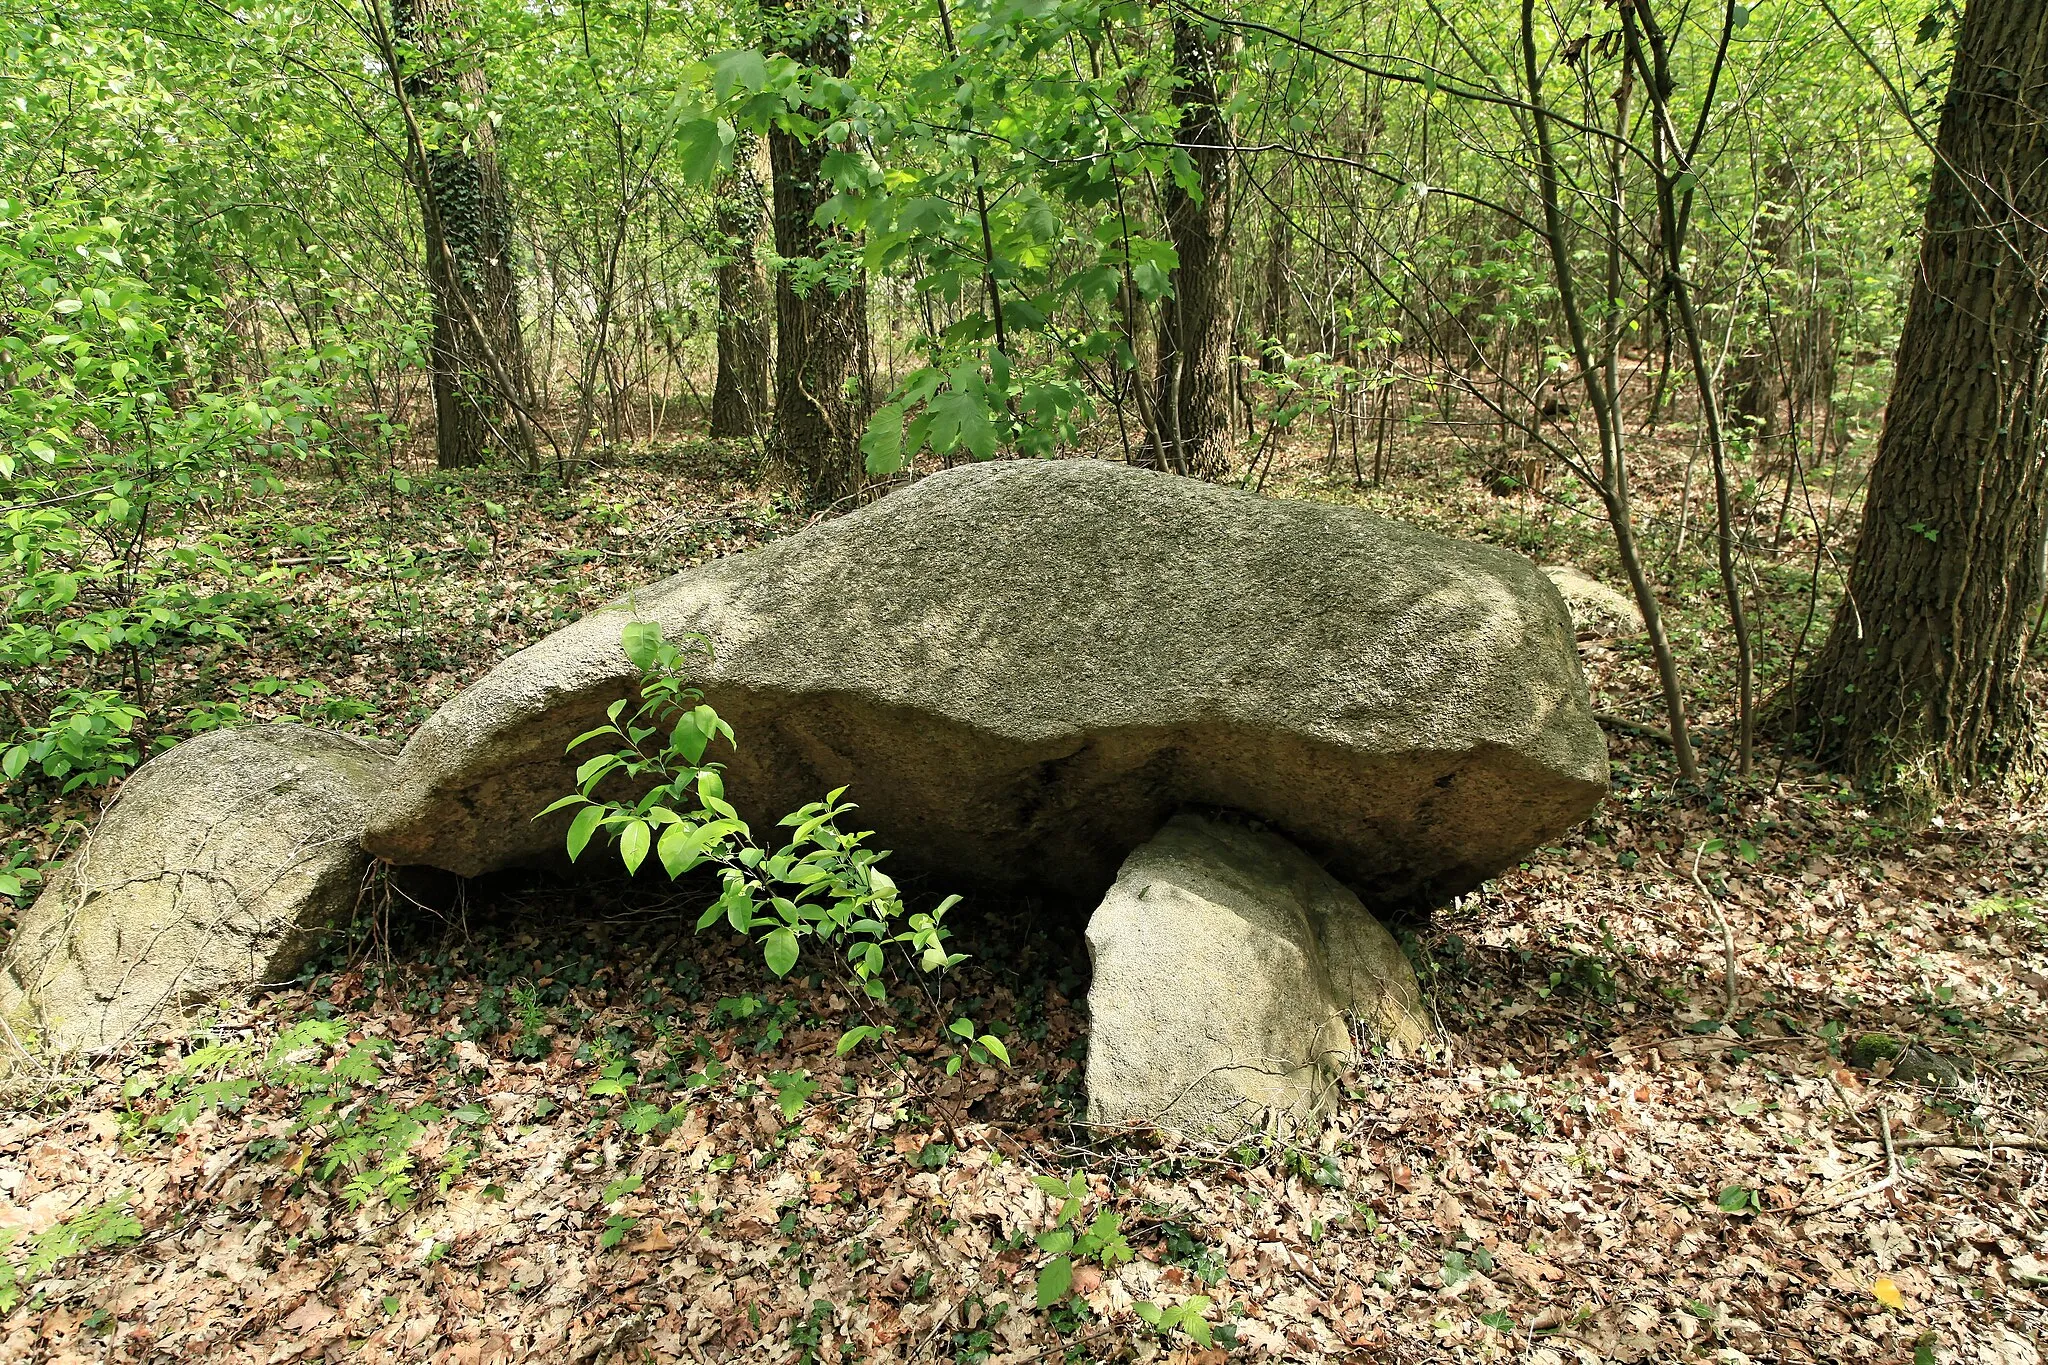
0, 727, 392, 1060
1084, 812, 1429, 1140
365, 460, 1607, 907
1542, 565, 1644, 636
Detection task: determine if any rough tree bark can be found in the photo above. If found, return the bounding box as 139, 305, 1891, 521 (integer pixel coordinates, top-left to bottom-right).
1787, 0, 2048, 793
763, 0, 871, 508
391, 0, 530, 470
1152, 15, 1235, 479
710, 131, 772, 441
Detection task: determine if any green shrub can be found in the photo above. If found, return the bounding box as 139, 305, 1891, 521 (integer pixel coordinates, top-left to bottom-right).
541, 621, 1006, 1074
0, 197, 341, 797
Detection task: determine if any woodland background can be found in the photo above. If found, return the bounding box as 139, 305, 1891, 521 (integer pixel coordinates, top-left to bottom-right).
1, 0, 2046, 1361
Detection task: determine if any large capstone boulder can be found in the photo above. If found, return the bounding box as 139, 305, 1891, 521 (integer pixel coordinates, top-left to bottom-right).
0, 727, 391, 1060
364, 460, 1606, 907
1085, 812, 1429, 1140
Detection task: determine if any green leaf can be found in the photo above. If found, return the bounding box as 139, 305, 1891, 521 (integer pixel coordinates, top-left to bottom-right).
621, 621, 664, 671
619, 819, 651, 875
534, 794, 591, 818
677, 119, 728, 184
979, 1036, 1010, 1066
566, 805, 605, 862
763, 927, 800, 978
862, 403, 906, 475
1716, 1184, 1754, 1212
836, 1025, 883, 1056
1035, 1254, 1073, 1307
575, 753, 622, 788
711, 48, 767, 101
770, 1071, 818, 1120
658, 820, 707, 878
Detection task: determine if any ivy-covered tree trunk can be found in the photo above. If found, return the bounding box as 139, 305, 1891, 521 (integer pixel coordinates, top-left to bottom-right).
1787, 0, 2048, 793
763, 0, 871, 508
393, 0, 530, 470
1152, 15, 1236, 479
710, 132, 772, 441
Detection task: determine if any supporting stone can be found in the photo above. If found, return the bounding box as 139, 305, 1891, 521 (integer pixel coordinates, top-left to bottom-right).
0, 727, 392, 1062
1084, 812, 1429, 1142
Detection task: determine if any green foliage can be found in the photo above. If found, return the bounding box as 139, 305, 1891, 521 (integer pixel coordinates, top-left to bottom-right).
1030, 1173, 1132, 1308
146, 1018, 456, 1211
542, 622, 1001, 1083
1133, 1295, 1213, 1347
1, 690, 144, 793
1716, 1184, 1758, 1213
0, 1194, 144, 1313
0, 194, 337, 797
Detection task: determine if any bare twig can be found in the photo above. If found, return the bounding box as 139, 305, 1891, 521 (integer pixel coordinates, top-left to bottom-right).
1689, 843, 1738, 1021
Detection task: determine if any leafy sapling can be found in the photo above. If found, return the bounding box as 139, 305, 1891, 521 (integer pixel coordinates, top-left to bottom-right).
540, 622, 1006, 1081
1134, 1295, 1215, 1348
1032, 1173, 1133, 1308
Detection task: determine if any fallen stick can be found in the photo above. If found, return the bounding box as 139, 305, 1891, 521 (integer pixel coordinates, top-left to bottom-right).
1596, 711, 1674, 744
1892, 1133, 2048, 1152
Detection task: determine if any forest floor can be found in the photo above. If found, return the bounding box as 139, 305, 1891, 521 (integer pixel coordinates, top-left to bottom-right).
1, 408, 2045, 1364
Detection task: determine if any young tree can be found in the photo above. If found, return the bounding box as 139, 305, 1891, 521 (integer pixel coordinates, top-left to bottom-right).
387, 0, 532, 470
763, 0, 872, 507
1787, 0, 2048, 794
710, 131, 772, 442
1152, 14, 1236, 478
1254, 158, 1293, 375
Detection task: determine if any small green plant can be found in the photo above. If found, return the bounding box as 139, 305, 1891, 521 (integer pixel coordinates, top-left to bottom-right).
0, 844, 43, 902
0, 1194, 144, 1312
1158, 1220, 1227, 1285
148, 1017, 454, 1210
1, 689, 145, 792
541, 622, 1006, 1077
1134, 1295, 1213, 1347
1716, 1184, 1757, 1214
1031, 1173, 1132, 1307
768, 1070, 820, 1121
597, 1173, 644, 1251
507, 980, 549, 1060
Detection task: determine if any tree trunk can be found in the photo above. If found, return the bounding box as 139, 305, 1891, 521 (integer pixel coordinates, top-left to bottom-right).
764, 0, 871, 509
1257, 160, 1292, 374
393, 0, 530, 471
1152, 15, 1235, 479
1787, 0, 2048, 794
710, 131, 772, 442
